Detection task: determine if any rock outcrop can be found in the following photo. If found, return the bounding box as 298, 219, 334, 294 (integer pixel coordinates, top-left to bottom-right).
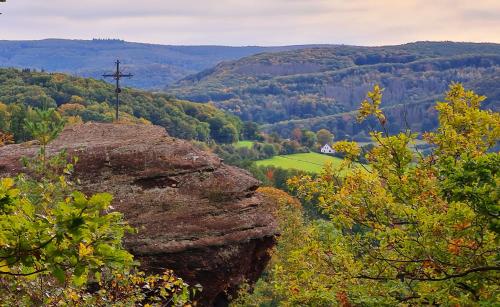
0, 123, 277, 306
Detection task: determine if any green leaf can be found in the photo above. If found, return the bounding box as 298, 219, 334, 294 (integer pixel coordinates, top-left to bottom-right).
52, 265, 65, 283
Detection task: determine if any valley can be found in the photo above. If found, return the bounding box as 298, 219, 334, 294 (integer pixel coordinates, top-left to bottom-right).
0, 37, 499, 307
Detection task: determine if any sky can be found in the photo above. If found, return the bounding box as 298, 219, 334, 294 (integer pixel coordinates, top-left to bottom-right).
1, 0, 499, 46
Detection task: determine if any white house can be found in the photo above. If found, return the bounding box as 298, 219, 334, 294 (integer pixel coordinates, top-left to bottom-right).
320, 144, 335, 154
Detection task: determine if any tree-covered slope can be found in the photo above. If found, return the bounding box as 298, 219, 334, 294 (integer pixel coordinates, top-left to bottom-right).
167, 42, 500, 139
0, 68, 242, 143
0, 39, 318, 90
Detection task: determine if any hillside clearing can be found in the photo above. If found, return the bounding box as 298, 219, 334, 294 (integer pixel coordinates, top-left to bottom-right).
255, 152, 343, 173
234, 141, 254, 149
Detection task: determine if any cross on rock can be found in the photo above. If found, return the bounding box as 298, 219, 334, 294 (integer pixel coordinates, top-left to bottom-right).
103, 60, 133, 121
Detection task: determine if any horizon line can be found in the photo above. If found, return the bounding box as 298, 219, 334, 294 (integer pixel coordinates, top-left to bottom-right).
0, 37, 499, 48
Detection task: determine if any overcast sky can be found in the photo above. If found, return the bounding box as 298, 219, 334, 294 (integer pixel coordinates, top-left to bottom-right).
1, 0, 499, 46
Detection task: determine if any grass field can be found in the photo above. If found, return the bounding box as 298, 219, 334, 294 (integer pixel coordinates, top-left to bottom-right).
234, 140, 254, 149
255, 152, 344, 173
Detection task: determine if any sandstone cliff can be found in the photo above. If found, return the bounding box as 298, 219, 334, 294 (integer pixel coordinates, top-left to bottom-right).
0, 123, 277, 306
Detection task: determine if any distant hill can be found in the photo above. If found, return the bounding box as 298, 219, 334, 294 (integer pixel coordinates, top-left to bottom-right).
0, 39, 320, 90
167, 41, 500, 139
0, 68, 242, 143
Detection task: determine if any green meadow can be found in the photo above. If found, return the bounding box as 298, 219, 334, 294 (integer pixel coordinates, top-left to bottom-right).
255, 152, 343, 173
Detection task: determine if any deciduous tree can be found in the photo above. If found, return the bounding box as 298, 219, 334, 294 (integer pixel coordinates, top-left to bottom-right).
245, 84, 499, 305
316, 128, 334, 145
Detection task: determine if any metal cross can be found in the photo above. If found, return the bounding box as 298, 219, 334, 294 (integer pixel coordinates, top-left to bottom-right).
102, 60, 133, 121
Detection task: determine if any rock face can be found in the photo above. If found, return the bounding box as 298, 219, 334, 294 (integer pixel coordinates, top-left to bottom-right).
0, 123, 277, 306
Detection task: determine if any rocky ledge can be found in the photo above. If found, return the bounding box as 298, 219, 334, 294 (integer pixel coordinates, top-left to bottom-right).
0, 123, 277, 306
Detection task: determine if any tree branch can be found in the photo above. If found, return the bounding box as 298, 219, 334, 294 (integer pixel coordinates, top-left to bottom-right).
357, 266, 500, 282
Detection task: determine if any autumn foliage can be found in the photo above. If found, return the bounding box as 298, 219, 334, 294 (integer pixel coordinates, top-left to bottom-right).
0, 130, 13, 147
239, 84, 499, 305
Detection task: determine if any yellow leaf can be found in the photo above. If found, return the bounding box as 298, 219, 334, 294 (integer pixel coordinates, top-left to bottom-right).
0, 260, 10, 273
1, 177, 14, 189
78, 243, 94, 258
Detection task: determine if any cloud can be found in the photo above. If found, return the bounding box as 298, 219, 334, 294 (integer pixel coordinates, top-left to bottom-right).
5, 0, 340, 19
0, 0, 499, 45
462, 9, 500, 21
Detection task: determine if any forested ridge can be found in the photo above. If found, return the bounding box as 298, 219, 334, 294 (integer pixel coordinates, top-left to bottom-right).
167, 41, 500, 140
0, 39, 315, 90
0, 68, 242, 143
